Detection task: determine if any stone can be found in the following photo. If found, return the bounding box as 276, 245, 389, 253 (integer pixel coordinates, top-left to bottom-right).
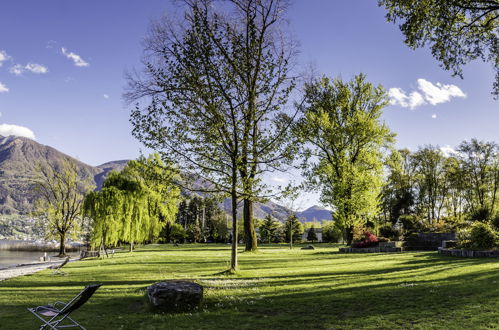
301, 245, 315, 250
147, 280, 203, 312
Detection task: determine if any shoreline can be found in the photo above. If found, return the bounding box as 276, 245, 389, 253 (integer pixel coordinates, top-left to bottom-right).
0, 257, 79, 281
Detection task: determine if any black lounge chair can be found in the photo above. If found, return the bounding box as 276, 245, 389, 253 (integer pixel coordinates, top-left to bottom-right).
27, 284, 102, 329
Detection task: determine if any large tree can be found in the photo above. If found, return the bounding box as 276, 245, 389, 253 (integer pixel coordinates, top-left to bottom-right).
379, 0, 499, 97
33, 158, 94, 256
84, 154, 180, 252
126, 0, 297, 267
457, 139, 499, 217
295, 74, 394, 245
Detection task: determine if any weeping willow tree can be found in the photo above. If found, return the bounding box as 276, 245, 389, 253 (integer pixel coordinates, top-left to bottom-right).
83, 187, 123, 254
84, 154, 180, 252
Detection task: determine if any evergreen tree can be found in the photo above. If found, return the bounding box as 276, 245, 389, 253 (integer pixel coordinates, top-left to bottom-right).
307, 225, 318, 243
259, 215, 280, 244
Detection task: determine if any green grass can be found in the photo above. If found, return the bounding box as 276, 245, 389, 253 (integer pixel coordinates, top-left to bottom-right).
0, 244, 498, 329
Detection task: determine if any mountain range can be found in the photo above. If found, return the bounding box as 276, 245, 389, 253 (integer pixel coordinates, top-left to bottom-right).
0, 135, 331, 222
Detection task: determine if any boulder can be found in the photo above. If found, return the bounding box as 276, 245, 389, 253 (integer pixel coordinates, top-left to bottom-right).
147, 280, 203, 312
301, 245, 315, 250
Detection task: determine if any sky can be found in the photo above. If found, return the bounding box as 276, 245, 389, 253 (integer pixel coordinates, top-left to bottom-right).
0, 1, 497, 210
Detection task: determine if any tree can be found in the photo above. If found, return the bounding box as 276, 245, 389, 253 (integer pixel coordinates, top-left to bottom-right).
259, 214, 280, 244
284, 214, 304, 247
85, 154, 180, 252
295, 74, 394, 245
381, 149, 415, 223
322, 220, 343, 243
84, 186, 123, 253
33, 158, 94, 256
412, 146, 448, 223
306, 225, 318, 243
457, 139, 499, 217
126, 0, 298, 263
379, 0, 499, 97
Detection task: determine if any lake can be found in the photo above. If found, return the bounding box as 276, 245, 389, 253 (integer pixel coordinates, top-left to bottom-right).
0, 240, 81, 269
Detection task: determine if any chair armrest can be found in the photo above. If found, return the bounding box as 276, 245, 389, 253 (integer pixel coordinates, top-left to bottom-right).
53, 301, 67, 309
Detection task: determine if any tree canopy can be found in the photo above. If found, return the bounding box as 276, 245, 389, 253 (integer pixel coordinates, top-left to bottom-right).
379, 0, 499, 97
295, 74, 394, 244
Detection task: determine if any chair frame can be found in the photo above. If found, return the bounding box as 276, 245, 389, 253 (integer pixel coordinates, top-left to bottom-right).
27, 284, 102, 330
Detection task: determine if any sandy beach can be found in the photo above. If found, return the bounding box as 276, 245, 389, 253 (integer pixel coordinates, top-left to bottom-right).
0, 258, 78, 281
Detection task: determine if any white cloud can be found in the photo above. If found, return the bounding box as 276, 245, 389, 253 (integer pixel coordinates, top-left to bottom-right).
61, 47, 89, 67
11, 63, 49, 75
0, 124, 36, 139
389, 88, 425, 109
440, 145, 457, 157
103, 94, 109, 99
417, 78, 466, 105
0, 50, 11, 67
10, 64, 23, 76
389, 79, 466, 109
431, 114, 437, 119
0, 82, 9, 93
25, 63, 48, 74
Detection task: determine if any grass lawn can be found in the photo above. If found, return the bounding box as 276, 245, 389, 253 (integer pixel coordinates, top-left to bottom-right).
0, 244, 497, 329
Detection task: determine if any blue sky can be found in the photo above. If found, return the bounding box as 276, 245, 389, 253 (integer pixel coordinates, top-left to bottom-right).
0, 1, 497, 209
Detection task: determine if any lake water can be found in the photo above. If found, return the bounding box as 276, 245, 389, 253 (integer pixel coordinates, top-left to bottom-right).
0, 250, 55, 269
0, 240, 80, 269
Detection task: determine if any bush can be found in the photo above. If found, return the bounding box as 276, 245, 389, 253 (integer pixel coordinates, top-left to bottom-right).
469, 222, 497, 250
322, 221, 343, 243
399, 215, 423, 233
470, 207, 492, 222
459, 222, 497, 250
378, 224, 400, 240
491, 214, 499, 230
352, 231, 379, 248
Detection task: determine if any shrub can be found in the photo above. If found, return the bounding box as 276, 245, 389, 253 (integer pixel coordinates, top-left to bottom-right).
378, 224, 400, 240
322, 221, 342, 243
470, 207, 492, 222
491, 214, 499, 231
469, 222, 497, 250
456, 227, 472, 249
399, 215, 423, 233
377, 236, 390, 243
352, 231, 379, 248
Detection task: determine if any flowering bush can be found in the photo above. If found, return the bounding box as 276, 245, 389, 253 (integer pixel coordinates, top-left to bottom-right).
352, 231, 379, 248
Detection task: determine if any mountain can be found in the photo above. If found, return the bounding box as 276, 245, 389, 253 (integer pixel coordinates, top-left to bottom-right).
296, 205, 332, 222
0, 135, 331, 222
0, 135, 111, 215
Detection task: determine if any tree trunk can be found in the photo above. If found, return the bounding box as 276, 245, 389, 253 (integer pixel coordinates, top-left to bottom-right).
58, 232, 66, 257
243, 199, 257, 251
129, 241, 134, 252
230, 189, 238, 271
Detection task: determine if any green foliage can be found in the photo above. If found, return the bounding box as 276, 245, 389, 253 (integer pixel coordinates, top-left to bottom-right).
284, 215, 304, 243
398, 215, 422, 234
295, 74, 394, 244
379, 0, 499, 97
84, 154, 180, 251
469, 222, 497, 250
306, 225, 318, 243
259, 215, 281, 244
161, 222, 186, 243
322, 220, 343, 243
33, 158, 95, 255
378, 223, 401, 240
492, 214, 499, 230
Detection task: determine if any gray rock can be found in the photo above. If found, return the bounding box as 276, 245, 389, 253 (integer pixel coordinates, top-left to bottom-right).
301, 245, 315, 250
147, 280, 203, 312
